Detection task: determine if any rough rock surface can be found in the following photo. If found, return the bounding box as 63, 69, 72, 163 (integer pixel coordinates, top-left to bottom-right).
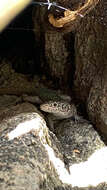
0, 103, 64, 190
55, 118, 107, 188
55, 119, 105, 164
0, 100, 107, 189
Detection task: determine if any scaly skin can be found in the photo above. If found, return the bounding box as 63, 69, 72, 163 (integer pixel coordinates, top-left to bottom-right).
40, 100, 77, 131
40, 100, 90, 132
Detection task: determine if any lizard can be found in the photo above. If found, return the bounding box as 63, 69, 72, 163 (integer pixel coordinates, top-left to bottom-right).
40, 100, 78, 131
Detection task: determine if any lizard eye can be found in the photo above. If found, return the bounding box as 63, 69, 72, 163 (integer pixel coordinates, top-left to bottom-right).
53, 103, 57, 107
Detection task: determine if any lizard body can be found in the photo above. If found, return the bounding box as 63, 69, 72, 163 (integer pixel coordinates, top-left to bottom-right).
40, 100, 90, 132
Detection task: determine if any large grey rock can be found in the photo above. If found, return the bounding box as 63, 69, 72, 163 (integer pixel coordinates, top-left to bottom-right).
55, 118, 107, 188
0, 102, 107, 190
0, 103, 63, 190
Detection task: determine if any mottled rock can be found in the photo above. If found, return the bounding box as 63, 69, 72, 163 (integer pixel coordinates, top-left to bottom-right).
0, 102, 107, 189
55, 119, 105, 164
0, 103, 64, 190
0, 95, 21, 110
55, 118, 107, 187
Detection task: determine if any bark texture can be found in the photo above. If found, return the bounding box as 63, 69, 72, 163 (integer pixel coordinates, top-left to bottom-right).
32, 5, 75, 88
73, 0, 107, 136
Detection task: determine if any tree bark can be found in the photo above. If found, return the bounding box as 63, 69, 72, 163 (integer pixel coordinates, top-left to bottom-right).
33, 0, 100, 89
73, 0, 107, 136
33, 6, 74, 88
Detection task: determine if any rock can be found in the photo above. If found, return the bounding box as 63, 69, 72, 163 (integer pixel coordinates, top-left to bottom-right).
0, 103, 64, 190
55, 119, 105, 164
0, 102, 107, 189
22, 94, 42, 104
0, 94, 21, 110
55, 118, 107, 188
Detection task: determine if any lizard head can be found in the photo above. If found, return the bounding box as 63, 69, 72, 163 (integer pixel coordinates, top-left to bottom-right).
40, 100, 77, 119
